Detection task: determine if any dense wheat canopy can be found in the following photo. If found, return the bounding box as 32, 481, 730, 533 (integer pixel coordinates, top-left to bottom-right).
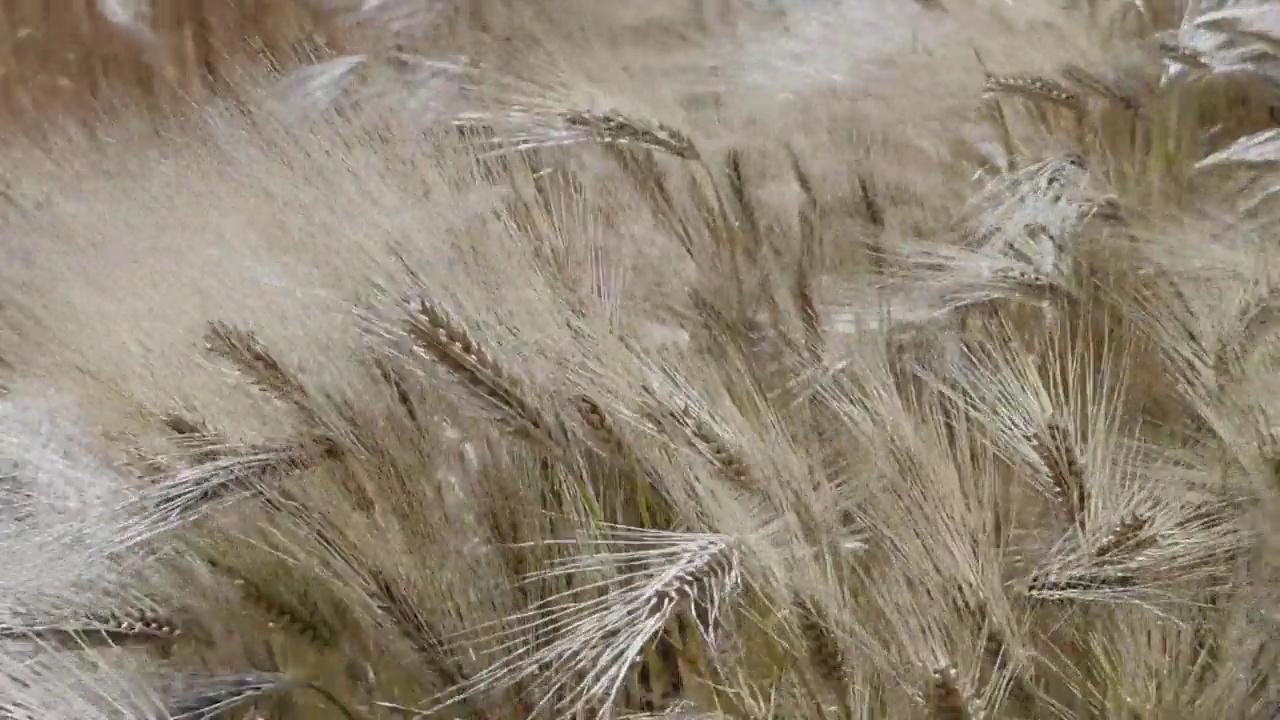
0, 0, 1278, 718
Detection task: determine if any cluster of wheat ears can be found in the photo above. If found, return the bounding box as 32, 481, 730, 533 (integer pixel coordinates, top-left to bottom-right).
1, 0, 1280, 718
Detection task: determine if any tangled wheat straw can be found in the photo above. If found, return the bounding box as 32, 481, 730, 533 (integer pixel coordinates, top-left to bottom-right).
0, 0, 1278, 719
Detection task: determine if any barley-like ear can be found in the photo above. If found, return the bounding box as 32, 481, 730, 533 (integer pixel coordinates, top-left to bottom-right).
1060, 64, 1142, 112
134, 439, 333, 539
401, 295, 561, 447
204, 322, 321, 426
1031, 417, 1087, 531
562, 110, 700, 161
0, 608, 181, 648
1092, 513, 1155, 562
983, 74, 1082, 112
454, 106, 700, 160
424, 527, 740, 718
794, 595, 845, 689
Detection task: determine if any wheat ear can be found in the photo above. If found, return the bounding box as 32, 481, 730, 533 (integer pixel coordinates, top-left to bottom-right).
1092, 513, 1156, 563
401, 295, 561, 447
644, 390, 755, 490
1060, 64, 1142, 112
0, 608, 181, 648
1031, 417, 1087, 530
204, 321, 324, 428
561, 109, 700, 160
417, 527, 740, 719
134, 438, 333, 539
983, 74, 1082, 112
786, 145, 824, 358
794, 596, 845, 689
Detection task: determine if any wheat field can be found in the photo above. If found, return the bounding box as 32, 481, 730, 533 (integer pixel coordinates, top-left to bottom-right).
0, 0, 1277, 718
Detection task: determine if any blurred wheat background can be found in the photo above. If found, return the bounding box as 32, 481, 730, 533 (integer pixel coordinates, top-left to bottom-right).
0, 1, 1279, 719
